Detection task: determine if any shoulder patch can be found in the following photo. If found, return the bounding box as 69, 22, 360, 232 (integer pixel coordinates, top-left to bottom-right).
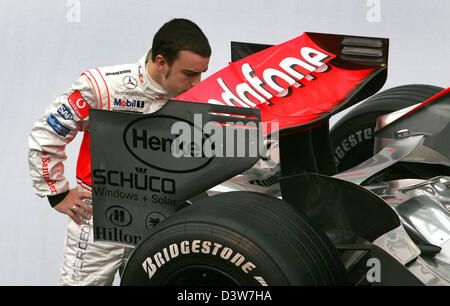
46, 113, 70, 137
68, 90, 90, 119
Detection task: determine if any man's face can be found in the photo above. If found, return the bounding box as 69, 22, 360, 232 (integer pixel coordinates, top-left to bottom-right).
160, 50, 209, 98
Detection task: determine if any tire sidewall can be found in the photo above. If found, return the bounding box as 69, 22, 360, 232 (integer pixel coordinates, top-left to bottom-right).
332, 112, 384, 170
121, 192, 347, 286
331, 84, 444, 171
121, 222, 287, 286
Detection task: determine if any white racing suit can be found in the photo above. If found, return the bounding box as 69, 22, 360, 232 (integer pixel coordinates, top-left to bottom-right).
28, 50, 169, 285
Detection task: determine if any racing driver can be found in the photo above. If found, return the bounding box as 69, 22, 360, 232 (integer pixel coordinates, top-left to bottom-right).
27, 18, 211, 285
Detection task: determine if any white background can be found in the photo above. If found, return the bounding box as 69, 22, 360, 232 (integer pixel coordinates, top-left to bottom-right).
0, 0, 448, 285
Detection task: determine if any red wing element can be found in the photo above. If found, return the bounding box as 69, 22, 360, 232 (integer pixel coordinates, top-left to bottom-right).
175, 32, 388, 135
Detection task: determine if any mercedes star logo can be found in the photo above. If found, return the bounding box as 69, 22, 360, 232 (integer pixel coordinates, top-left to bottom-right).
123, 76, 138, 89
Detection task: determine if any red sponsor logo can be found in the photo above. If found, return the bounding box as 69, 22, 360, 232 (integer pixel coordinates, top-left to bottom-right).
42, 152, 58, 194
176, 34, 334, 109
68, 90, 90, 119
175, 33, 375, 134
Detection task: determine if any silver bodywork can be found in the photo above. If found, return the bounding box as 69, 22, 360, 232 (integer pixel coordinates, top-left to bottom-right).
374, 106, 450, 168
208, 102, 450, 285
373, 103, 420, 154
335, 102, 450, 284
367, 177, 450, 285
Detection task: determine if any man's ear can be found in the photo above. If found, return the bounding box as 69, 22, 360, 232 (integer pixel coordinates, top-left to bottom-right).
154, 54, 168, 72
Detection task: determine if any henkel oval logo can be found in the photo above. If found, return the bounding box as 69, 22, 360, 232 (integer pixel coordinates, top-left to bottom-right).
123, 115, 213, 173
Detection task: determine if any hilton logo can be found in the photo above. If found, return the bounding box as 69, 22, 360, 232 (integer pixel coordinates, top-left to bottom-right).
105, 206, 132, 227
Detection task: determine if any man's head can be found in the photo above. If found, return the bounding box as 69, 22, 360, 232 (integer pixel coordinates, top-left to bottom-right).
149, 18, 211, 98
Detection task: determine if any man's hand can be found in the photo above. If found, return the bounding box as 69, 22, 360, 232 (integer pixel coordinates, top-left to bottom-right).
54, 187, 93, 225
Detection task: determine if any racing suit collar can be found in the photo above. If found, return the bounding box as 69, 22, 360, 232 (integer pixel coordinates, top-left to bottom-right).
139, 49, 169, 98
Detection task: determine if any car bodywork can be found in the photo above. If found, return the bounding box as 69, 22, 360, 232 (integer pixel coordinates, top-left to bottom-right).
209, 87, 450, 285
89, 32, 450, 285
336, 89, 450, 285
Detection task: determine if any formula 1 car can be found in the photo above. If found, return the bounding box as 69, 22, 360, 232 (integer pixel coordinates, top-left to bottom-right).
89, 32, 450, 286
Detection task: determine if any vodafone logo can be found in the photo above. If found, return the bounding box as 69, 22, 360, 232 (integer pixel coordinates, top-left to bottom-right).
208, 46, 330, 108
175, 34, 336, 116
68, 90, 90, 119
76, 98, 87, 109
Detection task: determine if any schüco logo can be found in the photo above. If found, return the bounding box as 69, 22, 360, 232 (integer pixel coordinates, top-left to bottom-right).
123, 115, 213, 173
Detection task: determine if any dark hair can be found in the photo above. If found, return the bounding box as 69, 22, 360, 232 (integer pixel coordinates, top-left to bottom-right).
151, 18, 211, 65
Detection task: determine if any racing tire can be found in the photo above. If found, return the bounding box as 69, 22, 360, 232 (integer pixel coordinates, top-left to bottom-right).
120, 191, 348, 286
330, 84, 444, 172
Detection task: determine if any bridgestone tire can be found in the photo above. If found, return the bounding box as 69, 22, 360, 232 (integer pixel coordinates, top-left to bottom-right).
120, 192, 348, 286
330, 84, 444, 172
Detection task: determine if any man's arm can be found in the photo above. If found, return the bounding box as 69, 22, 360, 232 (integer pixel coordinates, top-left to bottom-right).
28, 73, 98, 224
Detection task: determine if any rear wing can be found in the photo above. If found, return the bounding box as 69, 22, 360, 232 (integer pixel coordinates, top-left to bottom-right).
177, 32, 389, 135
230, 34, 400, 242
229, 33, 389, 177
